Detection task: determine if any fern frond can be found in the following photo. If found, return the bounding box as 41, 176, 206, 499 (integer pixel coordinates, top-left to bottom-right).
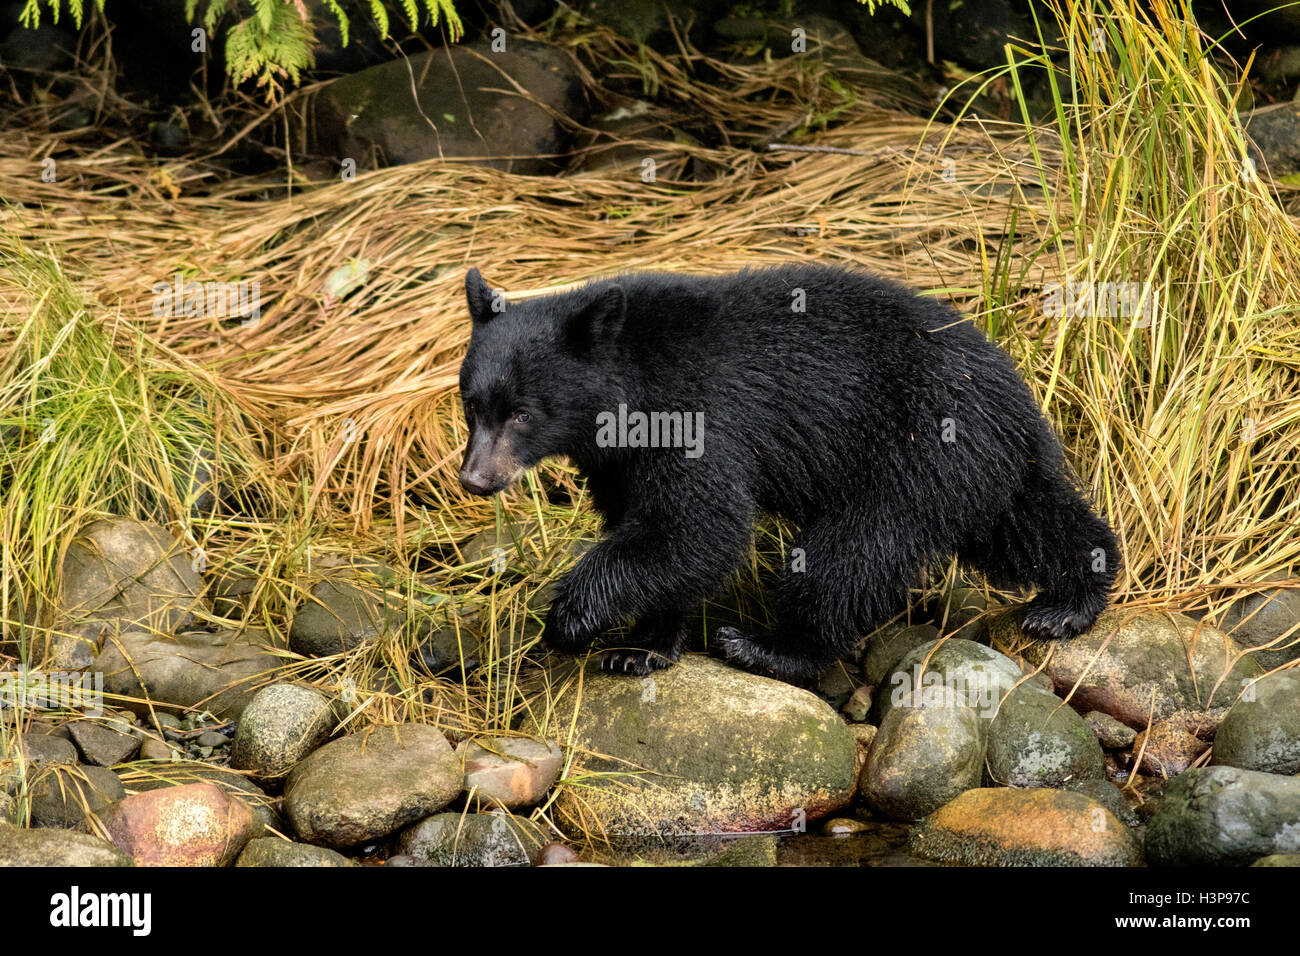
224, 0, 315, 97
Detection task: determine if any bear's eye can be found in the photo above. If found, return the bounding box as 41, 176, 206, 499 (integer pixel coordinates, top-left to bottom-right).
513, 409, 531, 425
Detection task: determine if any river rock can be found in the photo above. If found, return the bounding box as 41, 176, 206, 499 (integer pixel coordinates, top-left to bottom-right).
96, 782, 255, 866
395, 811, 548, 866
44, 619, 101, 670
235, 837, 355, 867
414, 612, 480, 675
861, 685, 986, 820
284, 724, 462, 847
841, 684, 873, 722
313, 41, 586, 175
231, 683, 335, 778
1134, 718, 1209, 777
1215, 578, 1300, 670
461, 736, 563, 809
59, 518, 204, 634
815, 661, 858, 709
909, 787, 1141, 866
1146, 766, 1300, 865
524, 655, 855, 836
850, 723, 877, 776
1211, 669, 1300, 775
68, 720, 141, 767
986, 684, 1105, 788
28, 765, 125, 829
990, 608, 1261, 728
874, 638, 1026, 725
289, 563, 403, 658
928, 586, 990, 642
210, 567, 258, 622
138, 738, 176, 761
458, 520, 541, 569
538, 842, 579, 865
18, 733, 78, 766
861, 623, 939, 686
93, 628, 281, 719
0, 822, 133, 866
1085, 710, 1137, 749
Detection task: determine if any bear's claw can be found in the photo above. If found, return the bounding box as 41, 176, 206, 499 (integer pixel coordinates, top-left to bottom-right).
600, 647, 679, 676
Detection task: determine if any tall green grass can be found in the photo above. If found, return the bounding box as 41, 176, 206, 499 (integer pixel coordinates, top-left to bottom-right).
0, 239, 281, 649
970, 0, 1300, 604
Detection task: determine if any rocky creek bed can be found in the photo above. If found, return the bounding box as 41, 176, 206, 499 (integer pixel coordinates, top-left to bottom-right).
2, 516, 1298, 868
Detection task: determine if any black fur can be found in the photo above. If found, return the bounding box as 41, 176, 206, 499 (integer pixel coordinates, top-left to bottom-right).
457, 264, 1120, 679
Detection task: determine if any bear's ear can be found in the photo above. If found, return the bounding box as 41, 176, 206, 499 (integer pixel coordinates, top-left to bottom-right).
563, 283, 626, 353
465, 267, 499, 323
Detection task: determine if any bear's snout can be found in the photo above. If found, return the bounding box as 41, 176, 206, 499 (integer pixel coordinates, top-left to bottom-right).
459, 428, 519, 496
458, 466, 500, 496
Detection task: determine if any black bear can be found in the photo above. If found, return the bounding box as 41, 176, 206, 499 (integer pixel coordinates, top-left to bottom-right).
457, 264, 1119, 679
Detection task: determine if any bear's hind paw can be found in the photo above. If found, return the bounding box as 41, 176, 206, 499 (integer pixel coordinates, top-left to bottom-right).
713, 626, 758, 667
1021, 600, 1099, 640
713, 626, 832, 685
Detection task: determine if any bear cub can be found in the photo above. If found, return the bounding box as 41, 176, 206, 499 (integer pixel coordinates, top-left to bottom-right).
457, 264, 1119, 679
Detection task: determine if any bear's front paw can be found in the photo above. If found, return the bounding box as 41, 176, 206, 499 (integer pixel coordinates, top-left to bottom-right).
543, 592, 601, 653
600, 646, 681, 676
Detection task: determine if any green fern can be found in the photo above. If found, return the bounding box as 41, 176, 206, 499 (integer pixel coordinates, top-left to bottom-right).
24, 0, 464, 99
859, 0, 912, 16
223, 0, 316, 91
18, 0, 104, 30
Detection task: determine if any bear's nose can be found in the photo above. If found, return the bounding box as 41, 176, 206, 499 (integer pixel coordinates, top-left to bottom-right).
459, 469, 496, 496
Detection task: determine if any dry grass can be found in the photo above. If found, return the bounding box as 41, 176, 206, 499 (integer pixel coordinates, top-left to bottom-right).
1, 0, 1298, 837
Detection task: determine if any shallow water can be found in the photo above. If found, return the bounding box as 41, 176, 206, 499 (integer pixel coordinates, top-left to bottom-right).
587, 815, 939, 867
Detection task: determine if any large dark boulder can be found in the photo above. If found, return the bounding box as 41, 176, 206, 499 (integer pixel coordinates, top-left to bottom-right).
312, 39, 587, 173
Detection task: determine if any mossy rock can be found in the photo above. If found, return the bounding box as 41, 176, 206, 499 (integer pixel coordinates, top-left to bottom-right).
1145, 766, 1300, 866
990, 608, 1261, 728
525, 654, 856, 837
1211, 669, 1300, 775
909, 787, 1141, 866
986, 684, 1105, 788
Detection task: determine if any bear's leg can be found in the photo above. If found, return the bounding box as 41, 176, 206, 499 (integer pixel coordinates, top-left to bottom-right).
715, 511, 919, 681
600, 610, 687, 676
544, 491, 753, 664
973, 473, 1119, 639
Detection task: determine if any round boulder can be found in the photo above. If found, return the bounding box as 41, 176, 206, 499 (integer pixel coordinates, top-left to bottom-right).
231, 683, 335, 779
523, 655, 856, 836
95, 782, 255, 866
283, 723, 462, 848
1211, 669, 1300, 775
909, 787, 1141, 866
986, 684, 1105, 788
862, 685, 986, 820
1146, 766, 1300, 866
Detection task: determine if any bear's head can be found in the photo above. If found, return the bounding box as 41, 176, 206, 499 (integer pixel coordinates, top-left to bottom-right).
458, 267, 626, 496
